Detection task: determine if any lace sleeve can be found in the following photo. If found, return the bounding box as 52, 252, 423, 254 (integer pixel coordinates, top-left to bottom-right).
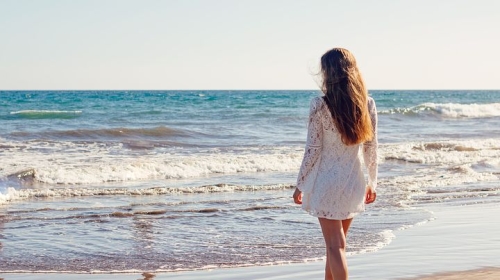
362, 97, 378, 190
296, 97, 323, 191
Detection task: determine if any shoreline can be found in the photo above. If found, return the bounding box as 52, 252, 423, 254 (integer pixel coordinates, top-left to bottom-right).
2, 201, 499, 279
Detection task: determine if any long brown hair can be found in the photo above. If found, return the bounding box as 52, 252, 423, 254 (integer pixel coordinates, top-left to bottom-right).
320, 48, 373, 145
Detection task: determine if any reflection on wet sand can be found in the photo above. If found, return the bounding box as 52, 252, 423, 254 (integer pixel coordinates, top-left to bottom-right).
0, 213, 4, 252
133, 215, 155, 254
140, 272, 156, 280
134, 216, 157, 280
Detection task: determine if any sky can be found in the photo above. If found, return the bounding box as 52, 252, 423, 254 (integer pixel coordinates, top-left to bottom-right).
0, 0, 499, 90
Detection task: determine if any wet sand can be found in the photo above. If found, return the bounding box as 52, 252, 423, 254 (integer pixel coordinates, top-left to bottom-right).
2, 202, 499, 279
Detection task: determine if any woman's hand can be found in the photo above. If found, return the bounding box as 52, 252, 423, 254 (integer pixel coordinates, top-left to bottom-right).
365, 186, 376, 204
293, 188, 303, 204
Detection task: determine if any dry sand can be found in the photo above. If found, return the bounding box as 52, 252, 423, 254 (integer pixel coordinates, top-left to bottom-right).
407, 267, 500, 280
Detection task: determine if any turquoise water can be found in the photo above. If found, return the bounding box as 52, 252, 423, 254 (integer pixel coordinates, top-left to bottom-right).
0, 90, 499, 272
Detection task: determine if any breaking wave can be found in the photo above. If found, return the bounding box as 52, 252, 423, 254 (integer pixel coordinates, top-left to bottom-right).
381, 103, 500, 118
0, 183, 293, 205
9, 110, 83, 119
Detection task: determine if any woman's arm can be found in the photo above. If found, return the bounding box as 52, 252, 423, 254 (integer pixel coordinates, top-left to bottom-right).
363, 97, 378, 190
296, 97, 323, 192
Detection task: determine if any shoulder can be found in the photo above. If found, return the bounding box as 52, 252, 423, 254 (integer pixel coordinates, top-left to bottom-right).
367, 96, 375, 105
309, 96, 325, 113
367, 96, 377, 111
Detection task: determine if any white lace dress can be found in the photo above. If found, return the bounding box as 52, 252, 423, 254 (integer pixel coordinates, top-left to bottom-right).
296, 96, 378, 220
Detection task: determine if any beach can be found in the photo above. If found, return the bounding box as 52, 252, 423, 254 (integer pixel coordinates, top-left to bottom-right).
1, 90, 500, 279
2, 201, 499, 279
2, 0, 500, 276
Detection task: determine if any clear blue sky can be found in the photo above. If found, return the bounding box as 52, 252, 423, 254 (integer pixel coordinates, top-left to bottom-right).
0, 0, 499, 90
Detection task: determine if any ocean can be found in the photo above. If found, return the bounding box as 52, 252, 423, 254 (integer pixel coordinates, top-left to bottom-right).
0, 90, 499, 273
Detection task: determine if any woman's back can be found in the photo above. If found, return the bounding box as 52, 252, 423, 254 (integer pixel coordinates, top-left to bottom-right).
298, 95, 377, 219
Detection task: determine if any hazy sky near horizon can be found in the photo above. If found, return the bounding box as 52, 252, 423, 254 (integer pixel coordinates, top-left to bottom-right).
0, 0, 499, 90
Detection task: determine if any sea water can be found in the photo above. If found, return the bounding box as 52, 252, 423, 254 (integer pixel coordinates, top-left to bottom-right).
0, 90, 499, 273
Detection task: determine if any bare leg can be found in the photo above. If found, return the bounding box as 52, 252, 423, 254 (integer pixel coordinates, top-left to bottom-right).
324, 249, 333, 280
319, 218, 352, 280
342, 218, 353, 237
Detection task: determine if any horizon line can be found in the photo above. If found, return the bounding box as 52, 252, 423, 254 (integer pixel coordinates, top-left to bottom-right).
1, 89, 499, 91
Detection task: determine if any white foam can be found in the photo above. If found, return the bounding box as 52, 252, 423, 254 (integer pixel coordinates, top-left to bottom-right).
382, 139, 500, 165
378, 139, 500, 205
383, 102, 500, 118
354, 230, 396, 255
397, 216, 435, 231
2, 138, 498, 203
0, 183, 293, 204
0, 140, 304, 185
425, 102, 500, 118
0, 187, 23, 205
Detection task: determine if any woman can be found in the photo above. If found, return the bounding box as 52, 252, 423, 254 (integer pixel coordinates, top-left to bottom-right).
293, 48, 378, 280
